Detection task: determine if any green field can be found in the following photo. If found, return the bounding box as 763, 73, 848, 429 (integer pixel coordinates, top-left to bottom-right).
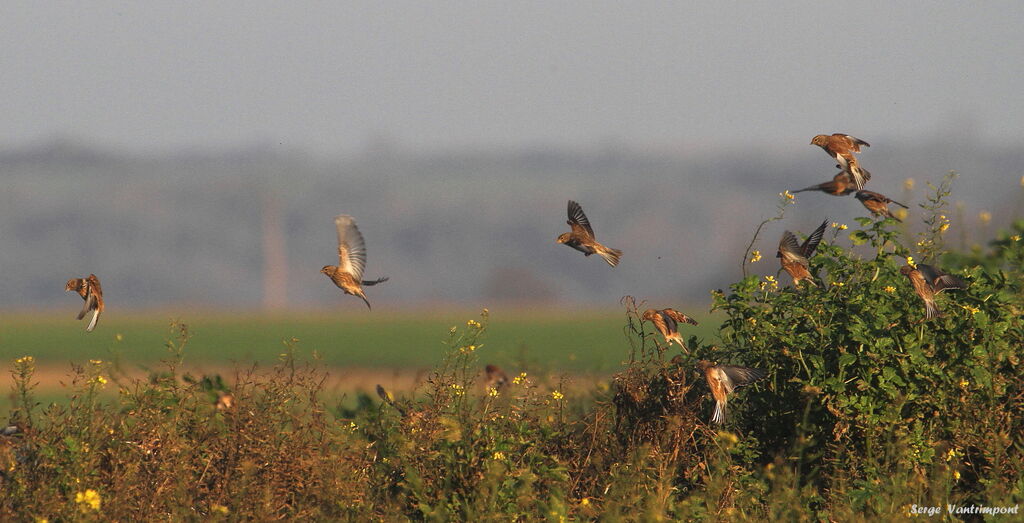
0, 308, 721, 373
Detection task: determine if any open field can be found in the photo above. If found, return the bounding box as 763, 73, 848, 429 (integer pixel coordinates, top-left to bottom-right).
0, 307, 720, 372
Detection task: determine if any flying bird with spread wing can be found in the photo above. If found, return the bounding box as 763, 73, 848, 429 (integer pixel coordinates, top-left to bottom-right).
855, 190, 908, 222
556, 200, 623, 267
65, 274, 104, 332
321, 215, 389, 309
777, 220, 828, 287
810, 133, 871, 190
792, 170, 871, 197
642, 308, 699, 351
698, 360, 767, 425
899, 263, 969, 320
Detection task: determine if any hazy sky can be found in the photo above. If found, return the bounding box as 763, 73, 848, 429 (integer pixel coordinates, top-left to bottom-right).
1, 2, 1022, 154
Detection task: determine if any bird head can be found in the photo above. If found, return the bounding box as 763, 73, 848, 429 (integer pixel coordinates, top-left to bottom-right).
810, 135, 828, 147
899, 265, 915, 276
320, 266, 336, 276
641, 309, 658, 321
854, 190, 869, 202
556, 233, 572, 244
65, 278, 82, 292
696, 360, 716, 372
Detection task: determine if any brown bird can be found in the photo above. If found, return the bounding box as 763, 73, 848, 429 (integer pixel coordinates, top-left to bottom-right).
556, 200, 623, 267
810, 133, 871, 190
65, 274, 104, 332
777, 220, 828, 287
698, 360, 766, 425
484, 364, 510, 390
642, 308, 699, 351
855, 190, 908, 221
792, 169, 872, 196
321, 215, 389, 309
899, 263, 969, 320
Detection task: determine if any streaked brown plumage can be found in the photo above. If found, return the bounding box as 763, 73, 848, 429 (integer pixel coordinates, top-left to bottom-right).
321, 215, 389, 309
810, 133, 870, 190
899, 263, 969, 320
698, 360, 766, 425
484, 364, 510, 390
65, 274, 104, 332
777, 220, 828, 287
855, 190, 908, 221
556, 200, 623, 267
642, 308, 699, 351
792, 169, 871, 196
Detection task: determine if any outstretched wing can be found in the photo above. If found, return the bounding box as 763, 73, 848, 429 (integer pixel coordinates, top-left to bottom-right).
567, 200, 595, 238
663, 308, 698, 326
800, 221, 828, 258
840, 134, 870, 150
917, 264, 968, 292
777, 231, 806, 264
720, 365, 767, 392
334, 215, 367, 282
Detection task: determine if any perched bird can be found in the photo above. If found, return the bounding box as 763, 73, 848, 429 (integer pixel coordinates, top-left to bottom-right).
321, 215, 389, 309
899, 263, 969, 320
792, 170, 871, 196
214, 392, 235, 411
376, 384, 408, 416
777, 220, 828, 287
642, 308, 699, 351
810, 133, 871, 190
484, 364, 510, 390
698, 360, 767, 425
65, 274, 104, 332
556, 200, 623, 267
855, 190, 908, 222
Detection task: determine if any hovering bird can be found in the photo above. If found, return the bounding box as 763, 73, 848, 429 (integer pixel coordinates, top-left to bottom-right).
899, 263, 969, 320
484, 364, 510, 390
777, 220, 828, 287
65, 274, 104, 332
321, 215, 389, 309
698, 360, 767, 425
556, 200, 623, 267
642, 308, 699, 350
855, 190, 908, 222
792, 170, 871, 197
810, 133, 871, 190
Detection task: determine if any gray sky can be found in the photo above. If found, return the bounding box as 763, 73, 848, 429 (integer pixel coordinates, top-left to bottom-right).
1, 2, 1022, 154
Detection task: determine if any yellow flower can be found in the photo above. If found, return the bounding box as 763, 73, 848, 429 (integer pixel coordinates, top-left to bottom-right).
884, 286, 896, 293
831, 281, 845, 287
89, 375, 108, 388
749, 250, 762, 263
978, 211, 992, 224
1012, 235, 1021, 242
459, 344, 477, 353
904, 178, 915, 190
492, 451, 506, 460
580, 497, 591, 507
450, 383, 464, 396
959, 378, 969, 390
960, 304, 980, 314
895, 208, 909, 221
831, 222, 848, 230
939, 223, 950, 232
211, 504, 229, 515
551, 390, 564, 401
467, 319, 481, 328
512, 372, 527, 385
487, 387, 499, 397
89, 359, 103, 366
14, 356, 34, 365
75, 489, 101, 512
906, 256, 916, 268
782, 190, 795, 200
953, 470, 961, 480
115, 333, 124, 342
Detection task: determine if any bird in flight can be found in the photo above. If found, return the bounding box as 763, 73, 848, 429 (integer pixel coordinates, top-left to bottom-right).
556, 200, 623, 267
792, 170, 871, 197
642, 308, 699, 351
698, 360, 767, 425
855, 190, 908, 222
899, 263, 969, 320
321, 215, 389, 309
777, 220, 828, 287
810, 133, 871, 190
65, 274, 104, 332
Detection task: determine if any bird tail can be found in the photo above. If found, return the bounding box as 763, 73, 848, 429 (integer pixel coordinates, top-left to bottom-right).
791, 185, 817, 194
597, 246, 623, 267
667, 334, 688, 352
362, 277, 389, 286
885, 209, 903, 223
849, 164, 867, 190
924, 299, 940, 320
358, 292, 372, 310
86, 308, 100, 332
711, 399, 727, 425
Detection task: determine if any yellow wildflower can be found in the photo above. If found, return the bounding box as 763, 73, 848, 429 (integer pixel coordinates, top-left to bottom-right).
831, 222, 848, 230
978, 211, 992, 224
959, 378, 969, 390
953, 470, 961, 480
75, 489, 101, 512
467, 319, 481, 328
492, 451, 506, 460
781, 190, 795, 200
211, 504, 230, 515
580, 497, 591, 507
89, 359, 103, 366
906, 256, 916, 268
487, 387, 499, 397
960, 304, 980, 314
939, 223, 950, 232
749, 250, 762, 263
904, 178, 915, 190
512, 372, 527, 385
450, 383, 465, 396
1012, 235, 1021, 242
551, 390, 564, 401
831, 281, 845, 287
15, 356, 34, 366
89, 375, 108, 388
895, 208, 909, 221
884, 286, 895, 293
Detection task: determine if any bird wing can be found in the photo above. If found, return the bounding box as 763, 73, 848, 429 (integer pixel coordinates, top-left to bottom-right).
857, 190, 885, 203
778, 231, 807, 264
916, 264, 968, 292
87, 274, 103, 300
839, 134, 870, 150
334, 215, 367, 282
663, 308, 698, 326
800, 221, 828, 258
567, 200, 595, 238
720, 365, 766, 391
648, 310, 672, 336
